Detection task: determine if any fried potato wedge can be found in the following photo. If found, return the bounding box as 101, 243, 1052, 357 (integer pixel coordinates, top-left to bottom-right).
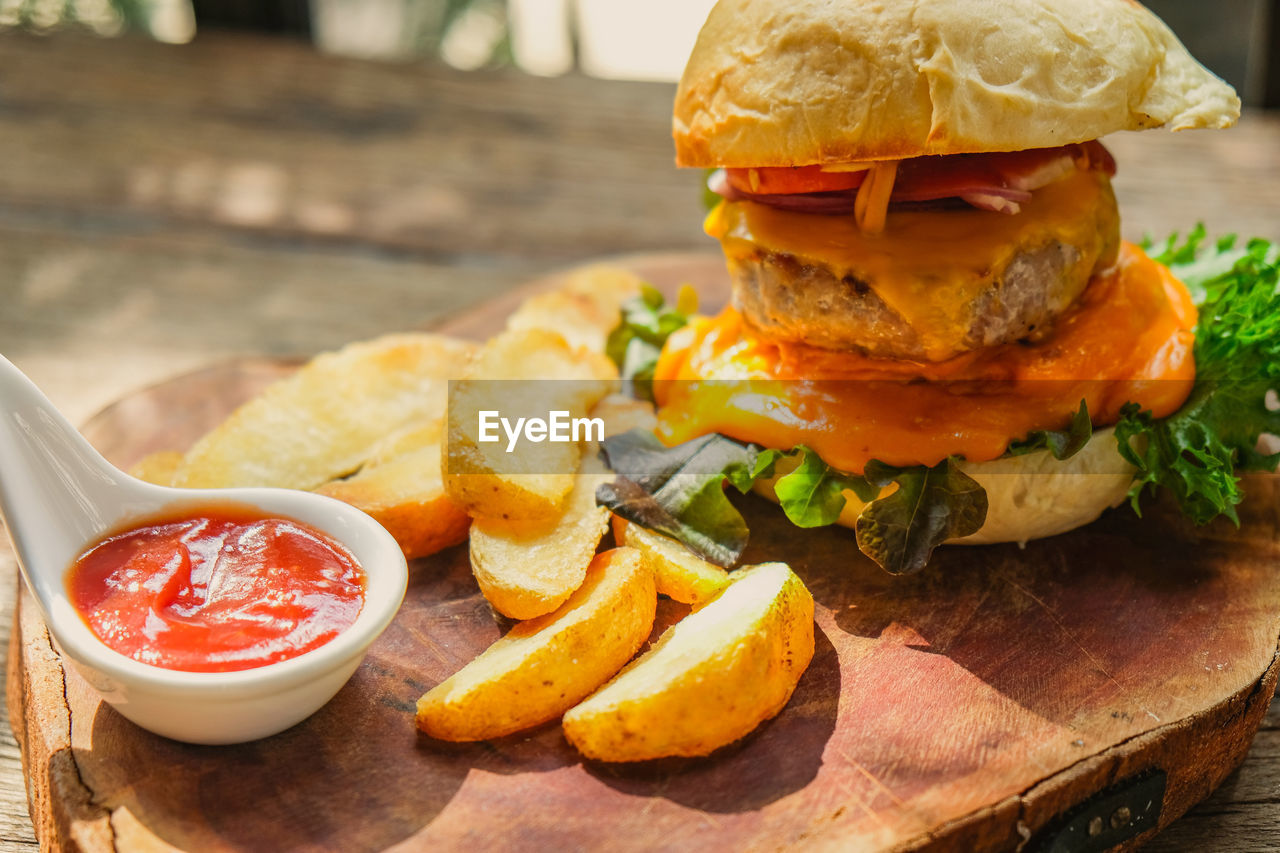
364, 418, 446, 463
315, 421, 468, 561
129, 451, 184, 486
470, 454, 614, 619
612, 517, 729, 606
444, 328, 616, 520
416, 547, 656, 741
562, 562, 814, 761
588, 393, 657, 444
172, 334, 475, 490
505, 265, 644, 355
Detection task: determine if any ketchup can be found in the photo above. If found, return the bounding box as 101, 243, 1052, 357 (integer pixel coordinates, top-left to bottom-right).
66, 504, 366, 672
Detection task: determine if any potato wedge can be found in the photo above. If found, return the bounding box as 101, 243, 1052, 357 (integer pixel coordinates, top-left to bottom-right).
363, 418, 446, 464
612, 517, 729, 606
173, 334, 474, 490
315, 421, 468, 561
417, 547, 656, 741
562, 562, 814, 761
506, 265, 644, 355
589, 393, 657, 444
130, 450, 184, 486
444, 328, 616, 520
470, 454, 614, 619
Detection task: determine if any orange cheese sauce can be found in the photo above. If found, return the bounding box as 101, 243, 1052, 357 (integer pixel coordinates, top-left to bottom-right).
706, 169, 1120, 362
653, 242, 1197, 474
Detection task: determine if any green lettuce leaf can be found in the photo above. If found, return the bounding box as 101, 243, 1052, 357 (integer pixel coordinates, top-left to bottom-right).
854, 460, 988, 574
596, 430, 763, 566
1007, 399, 1093, 460
1116, 232, 1280, 524
702, 168, 722, 213
597, 430, 987, 573
771, 446, 880, 526
604, 284, 694, 403
1142, 224, 1249, 303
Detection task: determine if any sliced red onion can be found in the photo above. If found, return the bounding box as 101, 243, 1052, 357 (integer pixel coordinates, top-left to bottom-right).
1079, 140, 1117, 176
736, 192, 863, 214
959, 190, 1030, 214
1004, 154, 1076, 192
890, 183, 1001, 203
708, 147, 1083, 217
706, 168, 734, 198
708, 169, 863, 213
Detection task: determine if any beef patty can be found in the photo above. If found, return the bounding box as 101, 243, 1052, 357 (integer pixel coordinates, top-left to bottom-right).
717, 173, 1121, 362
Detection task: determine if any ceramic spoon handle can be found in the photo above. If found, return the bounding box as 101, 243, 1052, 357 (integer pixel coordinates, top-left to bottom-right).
0, 354, 126, 598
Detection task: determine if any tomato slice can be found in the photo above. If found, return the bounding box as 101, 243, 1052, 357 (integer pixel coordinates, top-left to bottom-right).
723, 143, 1115, 198
725, 165, 867, 195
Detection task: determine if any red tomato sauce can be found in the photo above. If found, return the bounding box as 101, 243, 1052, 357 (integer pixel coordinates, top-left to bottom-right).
66, 504, 366, 672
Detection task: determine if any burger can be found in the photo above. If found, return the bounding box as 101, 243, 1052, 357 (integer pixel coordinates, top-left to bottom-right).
601, 0, 1278, 574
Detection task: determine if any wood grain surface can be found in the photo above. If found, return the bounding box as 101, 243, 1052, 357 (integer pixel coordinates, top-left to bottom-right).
1, 29, 1279, 852
5, 255, 1280, 851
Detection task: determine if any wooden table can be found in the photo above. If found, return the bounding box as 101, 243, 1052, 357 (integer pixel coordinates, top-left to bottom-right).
0, 31, 1277, 852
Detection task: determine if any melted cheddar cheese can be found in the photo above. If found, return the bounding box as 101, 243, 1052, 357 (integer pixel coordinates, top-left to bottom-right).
853, 160, 898, 233
653, 242, 1196, 474
706, 168, 1120, 362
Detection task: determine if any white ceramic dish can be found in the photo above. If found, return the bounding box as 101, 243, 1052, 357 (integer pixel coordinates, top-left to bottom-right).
0, 354, 408, 744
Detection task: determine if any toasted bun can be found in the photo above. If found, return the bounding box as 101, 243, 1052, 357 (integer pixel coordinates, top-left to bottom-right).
674, 0, 1240, 168
753, 428, 1135, 546
950, 428, 1136, 544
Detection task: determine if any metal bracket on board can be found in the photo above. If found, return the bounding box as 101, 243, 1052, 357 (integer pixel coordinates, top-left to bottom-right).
1031, 769, 1167, 853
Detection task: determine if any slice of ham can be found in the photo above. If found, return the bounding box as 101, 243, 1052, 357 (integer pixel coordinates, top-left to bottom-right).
709, 141, 1115, 217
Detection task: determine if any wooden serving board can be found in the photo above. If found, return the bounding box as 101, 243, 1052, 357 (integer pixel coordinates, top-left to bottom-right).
7, 255, 1280, 852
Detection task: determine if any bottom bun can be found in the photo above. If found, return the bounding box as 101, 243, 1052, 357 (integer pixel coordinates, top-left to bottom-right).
753, 428, 1135, 546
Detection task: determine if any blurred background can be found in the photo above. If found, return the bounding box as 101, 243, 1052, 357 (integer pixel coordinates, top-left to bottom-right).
0, 0, 1275, 424
0, 0, 1275, 104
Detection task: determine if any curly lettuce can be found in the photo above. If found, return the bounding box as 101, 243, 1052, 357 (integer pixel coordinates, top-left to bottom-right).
1006, 399, 1093, 460
1117, 231, 1280, 524
604, 284, 695, 403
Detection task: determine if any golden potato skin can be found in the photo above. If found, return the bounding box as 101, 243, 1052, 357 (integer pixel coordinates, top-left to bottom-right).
416, 547, 656, 742
173, 333, 473, 490
470, 461, 614, 620
315, 421, 470, 561
129, 450, 184, 486
443, 327, 616, 521
318, 465, 470, 561
504, 264, 644, 354
562, 562, 814, 761
612, 517, 729, 606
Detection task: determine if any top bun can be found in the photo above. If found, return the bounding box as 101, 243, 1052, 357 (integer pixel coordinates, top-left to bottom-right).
674, 0, 1241, 168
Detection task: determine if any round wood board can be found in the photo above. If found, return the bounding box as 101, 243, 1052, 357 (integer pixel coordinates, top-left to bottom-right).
6, 253, 1280, 852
